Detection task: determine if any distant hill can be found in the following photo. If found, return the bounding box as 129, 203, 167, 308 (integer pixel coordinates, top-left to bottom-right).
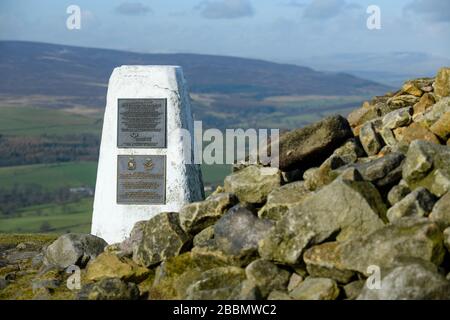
295, 52, 450, 87
0, 41, 391, 129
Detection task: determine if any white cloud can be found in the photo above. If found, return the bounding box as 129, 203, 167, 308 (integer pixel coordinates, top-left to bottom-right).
404, 0, 450, 23
196, 0, 254, 19
302, 0, 346, 19
115, 2, 152, 16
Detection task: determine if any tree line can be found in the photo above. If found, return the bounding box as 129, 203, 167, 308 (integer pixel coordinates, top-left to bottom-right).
0, 133, 100, 167
0, 184, 88, 217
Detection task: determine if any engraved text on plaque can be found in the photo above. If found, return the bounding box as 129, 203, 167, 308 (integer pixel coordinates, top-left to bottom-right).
118, 99, 167, 148
117, 155, 166, 205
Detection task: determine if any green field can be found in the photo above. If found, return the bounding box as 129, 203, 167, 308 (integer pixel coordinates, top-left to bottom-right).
0, 198, 93, 234
0, 162, 98, 190
0, 161, 230, 234
0, 162, 228, 191
0, 106, 102, 137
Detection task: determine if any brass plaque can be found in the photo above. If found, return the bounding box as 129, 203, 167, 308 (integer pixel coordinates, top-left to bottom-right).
118, 99, 167, 148
117, 155, 166, 205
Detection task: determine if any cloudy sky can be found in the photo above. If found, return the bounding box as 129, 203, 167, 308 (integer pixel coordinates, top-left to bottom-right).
0, 0, 449, 68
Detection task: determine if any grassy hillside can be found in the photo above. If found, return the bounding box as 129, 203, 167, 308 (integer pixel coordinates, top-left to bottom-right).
0, 198, 92, 234
0, 41, 390, 131
0, 162, 97, 191
0, 41, 390, 103
0, 107, 102, 137
0, 160, 230, 234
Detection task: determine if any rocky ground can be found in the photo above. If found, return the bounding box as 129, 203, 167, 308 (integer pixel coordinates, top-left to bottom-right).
1, 67, 450, 300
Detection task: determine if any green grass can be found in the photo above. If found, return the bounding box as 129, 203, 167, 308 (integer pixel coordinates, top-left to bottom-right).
0, 161, 227, 191
0, 198, 93, 234
0, 107, 102, 137
0, 233, 57, 246
0, 161, 230, 235
0, 161, 97, 191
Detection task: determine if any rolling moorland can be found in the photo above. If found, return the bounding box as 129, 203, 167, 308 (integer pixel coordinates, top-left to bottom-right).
0, 41, 392, 234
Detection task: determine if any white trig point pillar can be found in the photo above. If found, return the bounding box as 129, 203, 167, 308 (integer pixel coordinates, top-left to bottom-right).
92, 66, 204, 244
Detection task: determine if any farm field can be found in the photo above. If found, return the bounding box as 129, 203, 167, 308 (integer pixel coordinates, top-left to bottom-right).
0, 161, 231, 234
0, 162, 98, 191
0, 106, 103, 137
0, 198, 93, 234
0, 94, 363, 234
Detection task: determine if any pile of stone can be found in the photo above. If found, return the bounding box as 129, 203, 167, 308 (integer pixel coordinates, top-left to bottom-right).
2, 68, 450, 300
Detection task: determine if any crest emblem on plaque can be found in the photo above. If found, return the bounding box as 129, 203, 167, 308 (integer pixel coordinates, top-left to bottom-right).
127, 158, 137, 171
144, 158, 154, 170
130, 132, 139, 139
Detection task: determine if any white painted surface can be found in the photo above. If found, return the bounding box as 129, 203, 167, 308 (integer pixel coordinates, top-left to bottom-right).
92, 66, 204, 244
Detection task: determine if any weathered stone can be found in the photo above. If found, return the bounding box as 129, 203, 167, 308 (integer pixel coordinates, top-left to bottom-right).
387, 95, 420, 109
287, 273, 304, 292
434, 67, 450, 98
338, 167, 364, 182
401, 82, 423, 97
278, 115, 353, 171
340, 218, 445, 275
343, 280, 365, 300
403, 140, 450, 196
429, 192, 450, 228
185, 267, 246, 300
230, 280, 262, 300
394, 122, 440, 145
118, 220, 146, 258
430, 111, 450, 140
149, 252, 205, 300
77, 278, 140, 300
303, 155, 348, 191
413, 93, 435, 116
215, 205, 274, 256
132, 212, 191, 267
334, 152, 405, 187
30, 267, 64, 295
303, 168, 323, 191
304, 242, 355, 284
408, 78, 434, 91
348, 101, 380, 128
191, 242, 255, 269
300, 218, 445, 284
289, 277, 339, 300
267, 290, 293, 300
387, 181, 411, 205
387, 187, 436, 222
245, 259, 290, 298
379, 127, 398, 147
258, 181, 311, 220
179, 192, 237, 235
31, 252, 44, 269
359, 122, 383, 156
357, 261, 450, 300
332, 138, 365, 164
382, 107, 412, 129
421, 97, 450, 128
193, 226, 215, 247
85, 252, 150, 283
258, 177, 386, 265
44, 234, 107, 269
6, 251, 39, 265
224, 166, 281, 204
0, 278, 7, 291
444, 228, 450, 252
